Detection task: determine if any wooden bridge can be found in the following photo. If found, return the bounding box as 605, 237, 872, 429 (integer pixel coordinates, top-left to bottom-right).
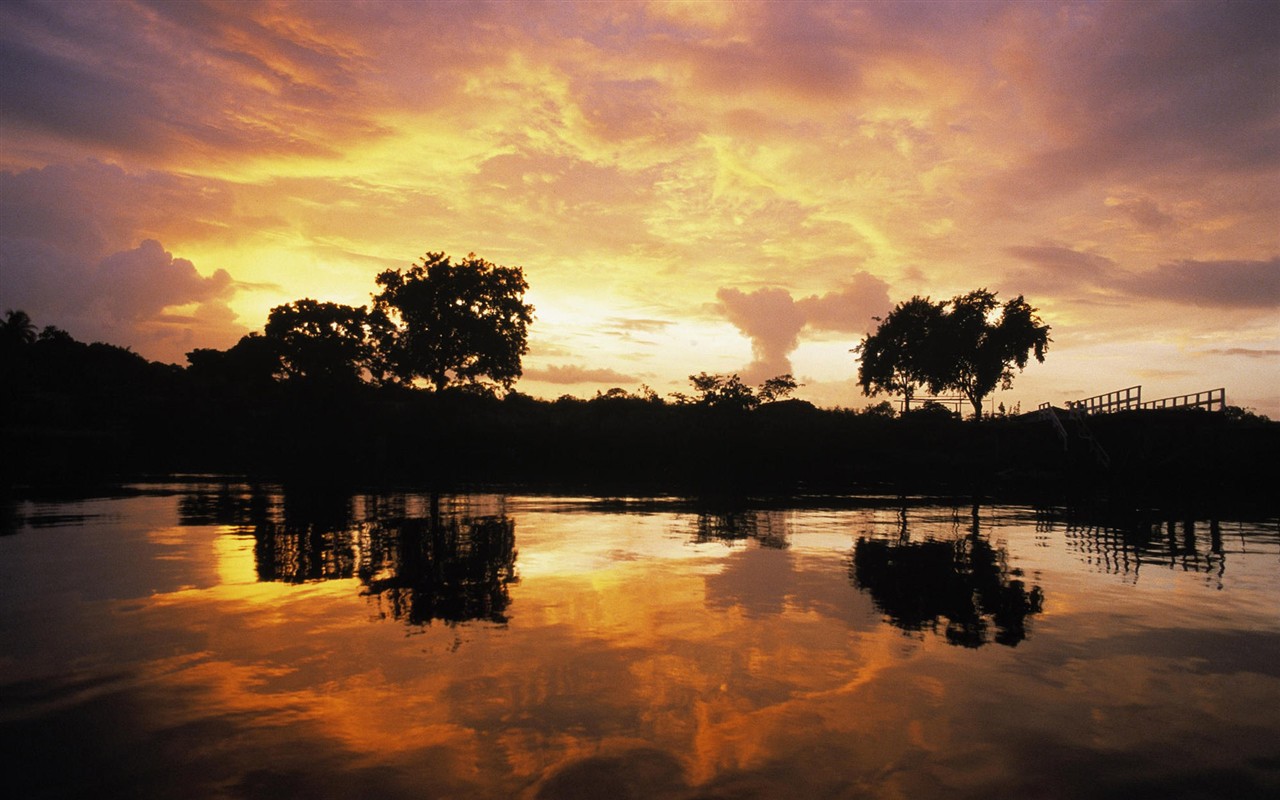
1030, 385, 1226, 470
1044, 385, 1227, 415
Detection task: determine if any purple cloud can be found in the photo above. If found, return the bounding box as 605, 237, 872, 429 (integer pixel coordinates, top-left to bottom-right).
1121, 258, 1280, 309
717, 274, 891, 382
0, 162, 251, 361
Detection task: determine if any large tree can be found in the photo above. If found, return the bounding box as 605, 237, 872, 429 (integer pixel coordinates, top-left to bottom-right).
934, 290, 1050, 419
855, 290, 1050, 419
372, 251, 533, 391
854, 296, 944, 411
263, 299, 379, 385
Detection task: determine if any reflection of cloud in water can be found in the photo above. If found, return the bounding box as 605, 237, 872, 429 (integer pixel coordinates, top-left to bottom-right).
14, 488, 1273, 798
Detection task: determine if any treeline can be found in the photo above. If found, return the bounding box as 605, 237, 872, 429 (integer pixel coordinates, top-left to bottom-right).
0, 309, 958, 487
3, 239, 1277, 509
3, 312, 1276, 512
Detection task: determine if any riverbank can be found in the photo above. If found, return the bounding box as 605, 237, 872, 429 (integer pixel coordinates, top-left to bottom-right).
5, 386, 1276, 514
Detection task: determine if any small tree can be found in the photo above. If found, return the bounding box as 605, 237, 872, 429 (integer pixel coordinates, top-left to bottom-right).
686, 373, 799, 410
373, 251, 534, 391
689, 372, 758, 411
1, 310, 37, 349
758, 374, 799, 403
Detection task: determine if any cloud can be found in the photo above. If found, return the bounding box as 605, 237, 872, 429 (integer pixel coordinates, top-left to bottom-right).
1204, 348, 1280, 359
0, 38, 168, 154
605, 318, 674, 333
795, 275, 894, 333
1107, 196, 1175, 231
0, 237, 241, 362
1006, 245, 1280, 310
0, 161, 239, 256
717, 274, 891, 382
1121, 258, 1280, 309
1134, 368, 1194, 381
1003, 244, 1119, 295
0, 0, 389, 162
990, 1, 1280, 200
716, 287, 806, 382
92, 240, 233, 322
522, 364, 641, 385
0, 162, 252, 361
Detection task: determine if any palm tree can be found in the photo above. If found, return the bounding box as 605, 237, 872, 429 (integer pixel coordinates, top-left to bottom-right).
1, 309, 38, 347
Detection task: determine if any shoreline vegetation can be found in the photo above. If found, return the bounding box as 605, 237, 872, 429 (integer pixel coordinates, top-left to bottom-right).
2, 329, 1275, 515
3, 245, 1275, 515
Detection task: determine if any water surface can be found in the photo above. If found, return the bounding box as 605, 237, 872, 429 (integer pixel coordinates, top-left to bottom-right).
2, 484, 1278, 799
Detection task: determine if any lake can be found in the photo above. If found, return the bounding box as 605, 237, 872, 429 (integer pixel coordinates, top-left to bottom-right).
2, 482, 1278, 799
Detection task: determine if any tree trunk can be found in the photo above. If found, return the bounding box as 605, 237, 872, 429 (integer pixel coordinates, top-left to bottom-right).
969, 394, 983, 420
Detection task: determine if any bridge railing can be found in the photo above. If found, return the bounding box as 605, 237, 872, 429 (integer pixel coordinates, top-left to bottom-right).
1140, 387, 1225, 412
1066, 386, 1142, 415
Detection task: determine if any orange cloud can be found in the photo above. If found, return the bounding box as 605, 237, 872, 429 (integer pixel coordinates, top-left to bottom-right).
2, 0, 1277, 413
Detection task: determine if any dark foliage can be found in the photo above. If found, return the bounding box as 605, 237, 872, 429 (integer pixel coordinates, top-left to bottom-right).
3, 310, 1274, 513
852, 508, 1045, 648
856, 290, 1050, 418
372, 252, 533, 391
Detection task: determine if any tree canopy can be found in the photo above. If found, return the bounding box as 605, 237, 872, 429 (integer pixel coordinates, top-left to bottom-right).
263, 299, 381, 385
940, 290, 1051, 419
2, 310, 37, 349
855, 290, 1050, 418
683, 372, 800, 411
853, 296, 944, 411
373, 252, 533, 391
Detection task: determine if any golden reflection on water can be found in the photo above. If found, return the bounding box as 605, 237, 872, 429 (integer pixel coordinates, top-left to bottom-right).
3, 489, 1278, 799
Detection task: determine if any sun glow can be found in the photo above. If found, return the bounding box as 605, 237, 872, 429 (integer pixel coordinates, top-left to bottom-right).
1, 1, 1276, 412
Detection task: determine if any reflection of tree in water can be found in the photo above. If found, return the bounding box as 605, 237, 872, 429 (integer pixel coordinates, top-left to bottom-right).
692, 509, 789, 549
851, 506, 1043, 647
179, 486, 518, 626
178, 481, 278, 530
360, 513, 517, 625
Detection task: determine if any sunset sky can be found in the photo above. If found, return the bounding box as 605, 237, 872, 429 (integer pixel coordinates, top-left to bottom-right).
2, 0, 1277, 414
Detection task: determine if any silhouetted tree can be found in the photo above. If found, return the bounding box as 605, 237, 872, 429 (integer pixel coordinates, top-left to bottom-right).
859, 400, 897, 418
372, 251, 534, 391
1, 309, 37, 348
689, 372, 758, 410
758, 374, 800, 403
933, 290, 1050, 419
263, 299, 380, 385
38, 325, 73, 344
685, 372, 801, 410
186, 332, 282, 391
854, 296, 944, 411
855, 291, 1049, 419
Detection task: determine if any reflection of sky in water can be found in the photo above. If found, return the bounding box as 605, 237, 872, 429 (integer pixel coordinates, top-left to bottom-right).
2, 488, 1278, 799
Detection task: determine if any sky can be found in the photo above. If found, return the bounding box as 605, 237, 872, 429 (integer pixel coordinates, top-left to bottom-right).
1, 0, 1277, 415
